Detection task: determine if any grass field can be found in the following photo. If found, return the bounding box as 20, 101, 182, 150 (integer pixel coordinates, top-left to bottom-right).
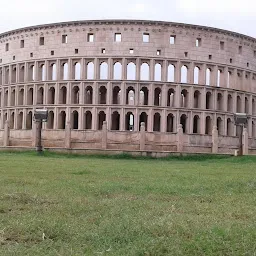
0, 152, 255, 256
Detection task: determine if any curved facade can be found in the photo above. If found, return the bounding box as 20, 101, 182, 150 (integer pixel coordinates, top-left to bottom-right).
0, 19, 256, 154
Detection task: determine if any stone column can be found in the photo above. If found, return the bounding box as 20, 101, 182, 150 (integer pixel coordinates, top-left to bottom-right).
102, 121, 107, 149
243, 127, 249, 155
65, 121, 71, 149
3, 120, 10, 147
212, 126, 218, 154
140, 122, 146, 151
176, 124, 184, 152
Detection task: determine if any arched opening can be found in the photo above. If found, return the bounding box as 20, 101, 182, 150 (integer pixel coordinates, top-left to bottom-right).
194, 66, 200, 84
10, 112, 14, 129
245, 97, 249, 114
99, 86, 107, 104
27, 88, 34, 105
113, 62, 122, 80
139, 112, 148, 131
167, 64, 175, 82
217, 93, 223, 111
98, 111, 106, 130
100, 62, 108, 80
126, 87, 135, 105
153, 113, 161, 132
181, 89, 188, 108
84, 111, 92, 129
154, 87, 161, 106
26, 111, 32, 130
167, 113, 174, 132
217, 69, 222, 87
63, 63, 68, 80
206, 92, 212, 109
127, 62, 136, 80
72, 86, 79, 104
18, 89, 24, 105
227, 71, 231, 88
51, 64, 57, 80
227, 118, 233, 136
194, 90, 200, 108
139, 87, 148, 105
58, 111, 66, 129
37, 87, 44, 105
4, 90, 8, 106
59, 86, 67, 104
39, 64, 46, 81
253, 99, 256, 115
111, 111, 120, 130
11, 67, 17, 84
17, 112, 23, 130
74, 62, 81, 80
20, 66, 25, 83
87, 62, 94, 79
125, 112, 134, 131
193, 115, 200, 133
47, 111, 54, 129
28, 65, 35, 81
113, 86, 121, 104
181, 65, 188, 83
71, 111, 79, 129
227, 94, 233, 112
206, 68, 211, 85
11, 89, 15, 106
237, 96, 242, 112
48, 87, 55, 104
140, 63, 150, 81
217, 117, 223, 135
167, 89, 175, 107
85, 86, 93, 104
252, 121, 255, 138
205, 116, 212, 135
154, 63, 162, 81
180, 114, 187, 133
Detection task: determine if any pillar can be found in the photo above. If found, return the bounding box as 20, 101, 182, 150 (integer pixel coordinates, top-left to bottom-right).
140, 122, 146, 151
102, 121, 107, 149
243, 127, 249, 155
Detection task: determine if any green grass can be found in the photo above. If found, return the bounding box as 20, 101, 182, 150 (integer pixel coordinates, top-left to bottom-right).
0, 152, 255, 256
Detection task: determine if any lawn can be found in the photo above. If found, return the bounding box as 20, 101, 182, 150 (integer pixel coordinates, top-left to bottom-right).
0, 152, 255, 256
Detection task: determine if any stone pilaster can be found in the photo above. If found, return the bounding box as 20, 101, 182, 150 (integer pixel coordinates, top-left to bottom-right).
140, 122, 146, 151
3, 120, 10, 147
102, 121, 107, 149
65, 121, 71, 149
243, 127, 249, 155
212, 126, 218, 153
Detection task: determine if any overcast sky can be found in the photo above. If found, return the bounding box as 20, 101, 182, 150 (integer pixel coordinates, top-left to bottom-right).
1, 0, 256, 37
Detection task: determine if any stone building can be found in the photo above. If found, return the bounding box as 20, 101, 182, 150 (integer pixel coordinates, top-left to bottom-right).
0, 20, 255, 154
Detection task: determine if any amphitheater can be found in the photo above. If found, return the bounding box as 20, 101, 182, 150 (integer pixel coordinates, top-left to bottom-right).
0, 19, 256, 155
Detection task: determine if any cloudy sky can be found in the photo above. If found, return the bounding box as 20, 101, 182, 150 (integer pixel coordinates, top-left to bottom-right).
1, 0, 256, 37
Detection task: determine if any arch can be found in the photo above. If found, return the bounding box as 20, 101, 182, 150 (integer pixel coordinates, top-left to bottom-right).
252, 99, 256, 115
74, 62, 81, 80
167, 113, 174, 132
217, 69, 222, 87
193, 115, 200, 134
39, 64, 46, 81
18, 88, 24, 105
227, 71, 231, 88
47, 111, 54, 129
194, 90, 200, 108
84, 111, 92, 129
100, 62, 108, 80
87, 62, 94, 79
10, 112, 15, 129
127, 62, 136, 80
126, 86, 135, 105
37, 87, 44, 105
245, 97, 249, 114
154, 87, 161, 106
48, 87, 55, 104
26, 111, 32, 130
139, 112, 148, 131
113, 62, 122, 80
167, 88, 175, 107
4, 90, 8, 106
10, 89, 15, 106
140, 63, 150, 81
140, 87, 148, 105
217, 93, 223, 111
99, 86, 107, 104
27, 88, 34, 105
98, 111, 106, 130
153, 113, 161, 132
111, 111, 120, 130
237, 95, 242, 112
5, 68, 9, 84
181, 89, 188, 108
28, 65, 35, 81
167, 64, 175, 82
227, 94, 233, 112
227, 118, 233, 136
206, 92, 212, 109
113, 86, 121, 104
51, 64, 57, 80
205, 116, 212, 135
71, 111, 79, 129
125, 112, 134, 131
17, 112, 23, 130
58, 111, 66, 129
217, 117, 223, 135
252, 121, 255, 138
59, 86, 67, 104
180, 114, 187, 133
85, 86, 93, 104
154, 63, 162, 81
11, 67, 17, 84
19, 66, 25, 83
181, 65, 188, 83
72, 86, 79, 104
206, 68, 211, 86
63, 63, 68, 80
193, 66, 200, 84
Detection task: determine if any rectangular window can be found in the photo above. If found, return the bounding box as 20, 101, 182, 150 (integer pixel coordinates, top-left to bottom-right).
39, 37, 44, 46
51, 50, 54, 56
62, 35, 68, 44
196, 38, 201, 47
75, 49, 78, 54
20, 40, 24, 48
115, 33, 122, 42
156, 50, 161, 56
87, 33, 94, 42
184, 52, 188, 57
101, 48, 106, 54
209, 55, 212, 60
143, 33, 149, 43
170, 35, 176, 44
254, 51, 256, 58
239, 46, 242, 54
220, 41, 224, 50
230, 58, 233, 63
5, 43, 9, 51
13, 56, 15, 60
129, 48, 134, 54
30, 52, 33, 57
